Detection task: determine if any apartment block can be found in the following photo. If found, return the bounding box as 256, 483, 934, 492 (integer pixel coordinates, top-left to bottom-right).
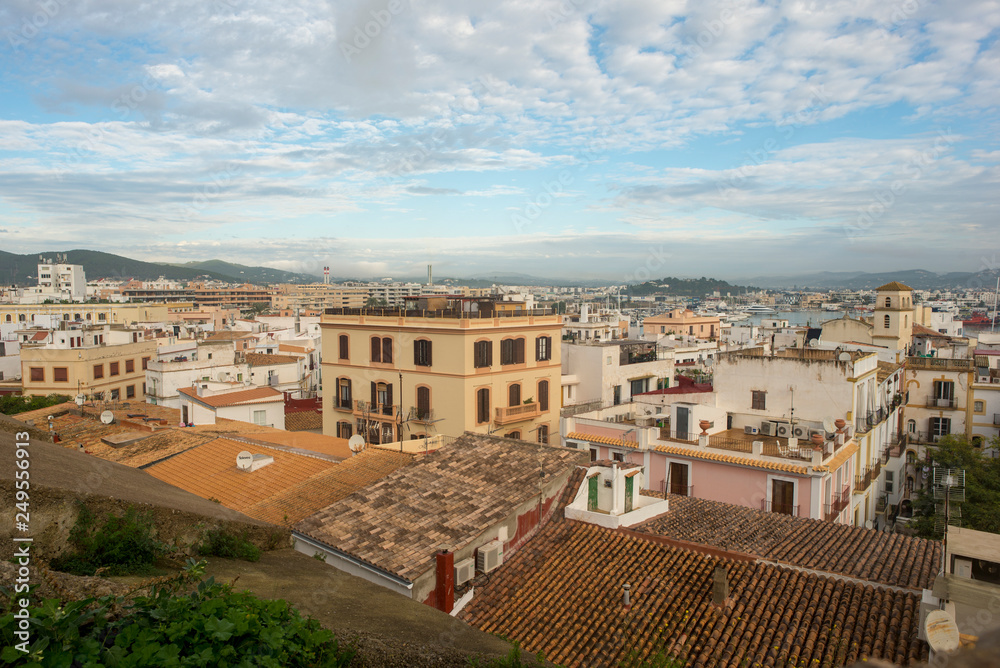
321, 296, 562, 446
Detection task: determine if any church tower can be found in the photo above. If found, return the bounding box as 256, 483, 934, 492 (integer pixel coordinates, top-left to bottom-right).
872, 281, 913, 360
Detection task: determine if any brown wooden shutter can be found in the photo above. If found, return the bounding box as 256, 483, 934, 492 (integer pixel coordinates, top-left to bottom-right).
371, 337, 380, 363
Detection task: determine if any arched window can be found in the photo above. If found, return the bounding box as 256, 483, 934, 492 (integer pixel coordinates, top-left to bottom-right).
907, 419, 915, 433
508, 383, 521, 407
370, 337, 381, 363
884, 314, 890, 329
382, 338, 393, 364
339, 334, 349, 360
884, 297, 891, 307
416, 386, 431, 419
3, 314, 10, 323
538, 379, 549, 411
476, 388, 491, 424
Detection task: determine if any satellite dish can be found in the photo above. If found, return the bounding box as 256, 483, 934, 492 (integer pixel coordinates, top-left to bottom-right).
924, 610, 960, 653
704, 357, 714, 368
99, 411, 114, 425
838, 352, 851, 362
822, 417, 836, 434
236, 451, 253, 470
865, 520, 874, 530
348, 435, 366, 453
75, 394, 85, 406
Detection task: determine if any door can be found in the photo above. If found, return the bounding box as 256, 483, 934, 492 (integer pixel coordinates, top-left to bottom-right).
772, 479, 795, 515
181, 405, 188, 425
625, 475, 634, 513
669, 463, 689, 496
588, 475, 599, 511
676, 407, 689, 440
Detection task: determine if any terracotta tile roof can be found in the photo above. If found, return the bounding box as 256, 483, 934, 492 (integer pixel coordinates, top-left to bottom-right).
178, 386, 283, 408
877, 360, 904, 383
634, 494, 941, 590
295, 433, 586, 582
876, 281, 913, 292
231, 430, 352, 459
652, 443, 810, 474
145, 437, 338, 516
283, 410, 323, 432
29, 331, 48, 341
810, 441, 858, 473
205, 331, 255, 341
277, 343, 311, 354
245, 352, 300, 366
460, 509, 928, 667
244, 449, 414, 526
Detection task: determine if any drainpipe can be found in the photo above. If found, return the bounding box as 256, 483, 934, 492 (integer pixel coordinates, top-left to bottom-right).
435, 550, 454, 613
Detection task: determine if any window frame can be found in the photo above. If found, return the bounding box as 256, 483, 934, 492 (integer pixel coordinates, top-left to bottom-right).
30, 367, 45, 382
751, 390, 766, 410
538, 379, 549, 412
53, 367, 68, 382
414, 339, 432, 367
476, 387, 491, 425
474, 340, 493, 368
93, 364, 104, 380
339, 334, 349, 360
125, 359, 135, 373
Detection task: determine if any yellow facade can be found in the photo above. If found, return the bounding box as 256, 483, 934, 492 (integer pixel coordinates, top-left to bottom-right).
321, 306, 563, 447
0, 302, 194, 326
271, 284, 369, 311
21, 340, 158, 400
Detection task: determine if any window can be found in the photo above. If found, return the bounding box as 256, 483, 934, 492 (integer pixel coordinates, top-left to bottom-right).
141, 357, 150, 370
93, 364, 104, 379
370, 337, 381, 363
476, 388, 491, 424
500, 338, 525, 365
337, 421, 353, 439
474, 340, 493, 368
416, 386, 430, 419
339, 334, 349, 360
975, 400, 985, 412
382, 338, 393, 364
536, 424, 549, 444
669, 462, 690, 496
613, 385, 621, 405
110, 362, 120, 376
337, 378, 352, 409
884, 314, 890, 328
110, 388, 119, 400
612, 452, 624, 463
752, 390, 766, 410
508, 383, 521, 407
414, 339, 432, 366
630, 378, 648, 397
30, 367, 44, 382
125, 359, 135, 373
126, 385, 135, 399
885, 297, 891, 307
253, 410, 267, 425
53, 367, 68, 382
538, 379, 549, 411
933, 380, 954, 405
535, 336, 551, 361
590, 448, 598, 461
371, 381, 393, 415
507, 431, 521, 440
885, 470, 894, 494
930, 417, 951, 441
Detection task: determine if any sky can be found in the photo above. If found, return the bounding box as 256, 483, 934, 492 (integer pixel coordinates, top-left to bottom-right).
0, 0, 998, 283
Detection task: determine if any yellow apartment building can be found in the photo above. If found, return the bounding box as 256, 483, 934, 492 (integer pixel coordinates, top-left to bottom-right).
643, 308, 722, 340
20, 326, 157, 401
271, 284, 369, 312
0, 302, 195, 327
321, 296, 563, 447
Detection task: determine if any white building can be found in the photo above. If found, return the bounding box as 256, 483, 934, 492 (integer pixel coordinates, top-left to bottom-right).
561, 339, 674, 409
19, 259, 87, 303
562, 304, 627, 342
178, 384, 285, 428
146, 340, 249, 408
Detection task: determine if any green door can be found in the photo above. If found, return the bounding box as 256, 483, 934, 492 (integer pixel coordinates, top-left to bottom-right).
625, 476, 634, 513
588, 475, 599, 511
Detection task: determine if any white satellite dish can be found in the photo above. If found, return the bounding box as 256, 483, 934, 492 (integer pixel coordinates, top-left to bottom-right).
838, 352, 851, 362
348, 435, 366, 454
822, 417, 836, 434
236, 451, 254, 470
924, 610, 960, 653
99, 411, 114, 425
75, 394, 85, 406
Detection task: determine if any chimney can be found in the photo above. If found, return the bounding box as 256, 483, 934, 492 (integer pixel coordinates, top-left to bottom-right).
427, 264, 432, 286
712, 566, 729, 606
622, 583, 631, 608
435, 550, 455, 613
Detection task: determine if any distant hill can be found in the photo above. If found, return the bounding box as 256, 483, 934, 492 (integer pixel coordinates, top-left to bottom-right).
742, 269, 998, 290
627, 276, 758, 298
0, 250, 319, 287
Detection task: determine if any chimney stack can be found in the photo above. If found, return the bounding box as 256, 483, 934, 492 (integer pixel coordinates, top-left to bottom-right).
712, 566, 729, 606
435, 550, 454, 613
622, 583, 631, 608
427, 264, 432, 286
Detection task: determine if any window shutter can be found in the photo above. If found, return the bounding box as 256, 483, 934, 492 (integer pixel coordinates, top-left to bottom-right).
487, 342, 493, 366
535, 337, 541, 360
371, 381, 377, 407
516, 338, 525, 364
346, 379, 352, 404
383, 338, 392, 364
414, 341, 419, 366
371, 337, 380, 363
386, 383, 393, 412
539, 380, 548, 411
427, 341, 432, 366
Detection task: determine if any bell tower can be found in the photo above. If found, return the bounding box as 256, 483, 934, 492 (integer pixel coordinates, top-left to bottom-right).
872, 281, 913, 361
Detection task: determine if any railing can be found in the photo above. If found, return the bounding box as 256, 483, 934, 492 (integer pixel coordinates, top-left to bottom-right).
881, 434, 906, 463
854, 461, 881, 493
856, 407, 891, 434
908, 430, 950, 444
761, 500, 799, 517
661, 481, 693, 497
875, 495, 888, 513
494, 402, 541, 425
906, 357, 973, 370
353, 399, 399, 418
926, 397, 956, 409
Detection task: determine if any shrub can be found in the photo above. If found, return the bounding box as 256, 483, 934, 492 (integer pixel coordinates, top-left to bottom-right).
50, 504, 166, 576
197, 528, 262, 562
0, 561, 356, 667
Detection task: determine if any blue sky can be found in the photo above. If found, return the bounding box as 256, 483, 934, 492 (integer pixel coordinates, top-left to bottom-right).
0, 0, 998, 282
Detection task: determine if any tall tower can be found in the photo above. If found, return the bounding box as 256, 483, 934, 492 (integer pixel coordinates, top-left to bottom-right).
427, 264, 432, 286
872, 281, 913, 360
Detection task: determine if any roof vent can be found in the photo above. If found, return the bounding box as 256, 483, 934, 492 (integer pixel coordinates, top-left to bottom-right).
712, 566, 729, 605
622, 583, 631, 607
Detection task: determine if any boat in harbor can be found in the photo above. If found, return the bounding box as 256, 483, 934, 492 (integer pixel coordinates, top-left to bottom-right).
743, 304, 775, 313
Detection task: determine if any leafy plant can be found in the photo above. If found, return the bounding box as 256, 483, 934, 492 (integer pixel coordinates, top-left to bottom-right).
0, 561, 355, 667
0, 393, 72, 415
197, 528, 262, 562
50, 504, 166, 576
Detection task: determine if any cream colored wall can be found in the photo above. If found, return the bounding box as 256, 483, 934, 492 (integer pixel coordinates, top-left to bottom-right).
20, 340, 157, 398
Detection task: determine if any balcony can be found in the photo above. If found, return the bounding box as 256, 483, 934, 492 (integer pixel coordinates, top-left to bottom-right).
855, 406, 890, 434
824, 485, 851, 521
761, 500, 799, 517
907, 357, 973, 370
854, 461, 882, 493
408, 406, 435, 423
925, 397, 956, 409
353, 399, 399, 419
494, 402, 542, 426
881, 434, 906, 463
908, 430, 951, 444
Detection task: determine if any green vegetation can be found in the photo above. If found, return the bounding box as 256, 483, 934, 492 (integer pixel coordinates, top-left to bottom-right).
50, 504, 167, 577
911, 435, 1000, 539
627, 276, 756, 298
197, 529, 262, 562
0, 394, 72, 416
0, 560, 356, 667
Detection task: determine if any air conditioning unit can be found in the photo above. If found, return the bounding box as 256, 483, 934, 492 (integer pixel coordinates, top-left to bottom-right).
454, 557, 475, 585
760, 421, 776, 436
776, 423, 791, 438
476, 541, 504, 574
744, 425, 759, 435
792, 425, 807, 439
